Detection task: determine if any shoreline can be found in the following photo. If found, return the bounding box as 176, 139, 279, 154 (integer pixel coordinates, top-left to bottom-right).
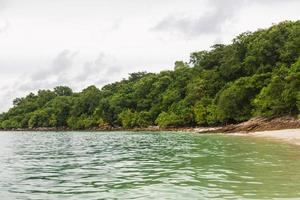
1, 117, 299, 145
0, 116, 299, 133
232, 129, 300, 146
250, 129, 300, 146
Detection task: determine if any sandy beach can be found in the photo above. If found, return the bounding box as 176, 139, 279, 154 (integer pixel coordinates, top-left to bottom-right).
246, 129, 300, 146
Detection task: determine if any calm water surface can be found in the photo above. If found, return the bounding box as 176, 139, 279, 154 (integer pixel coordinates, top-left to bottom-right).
0, 131, 300, 199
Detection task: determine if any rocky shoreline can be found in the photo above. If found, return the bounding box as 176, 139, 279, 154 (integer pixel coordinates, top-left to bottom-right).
1, 116, 299, 134
212, 116, 300, 133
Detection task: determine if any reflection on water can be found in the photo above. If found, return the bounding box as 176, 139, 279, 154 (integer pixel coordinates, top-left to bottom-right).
0, 131, 300, 199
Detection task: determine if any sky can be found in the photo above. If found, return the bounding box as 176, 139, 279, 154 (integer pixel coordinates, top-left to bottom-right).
0, 0, 299, 112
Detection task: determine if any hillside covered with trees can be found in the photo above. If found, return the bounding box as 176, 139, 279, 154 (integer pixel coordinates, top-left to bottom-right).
1, 21, 300, 130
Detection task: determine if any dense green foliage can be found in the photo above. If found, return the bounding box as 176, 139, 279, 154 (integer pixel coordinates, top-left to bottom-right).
1, 21, 299, 129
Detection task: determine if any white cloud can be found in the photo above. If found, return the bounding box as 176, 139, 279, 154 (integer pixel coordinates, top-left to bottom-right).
0, 50, 128, 112
152, 0, 299, 39
152, 0, 245, 38
30, 49, 78, 80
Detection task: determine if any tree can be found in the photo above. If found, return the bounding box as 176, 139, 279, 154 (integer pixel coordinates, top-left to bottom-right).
155, 112, 183, 128
67, 115, 98, 129
193, 97, 214, 125
37, 89, 56, 107
28, 108, 54, 128
253, 63, 299, 117
118, 109, 136, 128
216, 74, 270, 122
13, 98, 24, 106
54, 86, 73, 96
45, 96, 73, 127
71, 86, 101, 116
169, 100, 194, 125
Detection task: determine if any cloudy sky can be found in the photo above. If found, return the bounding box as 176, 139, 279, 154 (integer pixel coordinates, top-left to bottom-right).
0, 0, 299, 112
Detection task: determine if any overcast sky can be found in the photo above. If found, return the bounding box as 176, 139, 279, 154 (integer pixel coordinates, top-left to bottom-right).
0, 0, 299, 112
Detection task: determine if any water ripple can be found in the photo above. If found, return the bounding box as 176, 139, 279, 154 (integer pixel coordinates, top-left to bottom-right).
0, 131, 300, 199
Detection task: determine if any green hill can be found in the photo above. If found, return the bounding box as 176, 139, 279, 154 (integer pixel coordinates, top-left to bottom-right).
1, 21, 299, 130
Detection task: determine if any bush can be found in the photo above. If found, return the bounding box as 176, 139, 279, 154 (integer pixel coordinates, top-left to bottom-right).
254, 70, 299, 117
118, 109, 135, 128
1, 118, 22, 129
28, 108, 53, 128
216, 74, 270, 122
67, 115, 98, 129
118, 110, 152, 128
155, 112, 184, 128
193, 98, 219, 125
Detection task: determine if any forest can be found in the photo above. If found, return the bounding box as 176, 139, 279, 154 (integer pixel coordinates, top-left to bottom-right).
0, 21, 299, 129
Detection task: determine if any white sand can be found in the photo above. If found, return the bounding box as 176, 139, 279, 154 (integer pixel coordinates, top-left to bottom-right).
247, 129, 300, 145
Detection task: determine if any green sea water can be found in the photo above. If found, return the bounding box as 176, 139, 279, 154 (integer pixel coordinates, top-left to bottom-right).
0, 131, 299, 199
